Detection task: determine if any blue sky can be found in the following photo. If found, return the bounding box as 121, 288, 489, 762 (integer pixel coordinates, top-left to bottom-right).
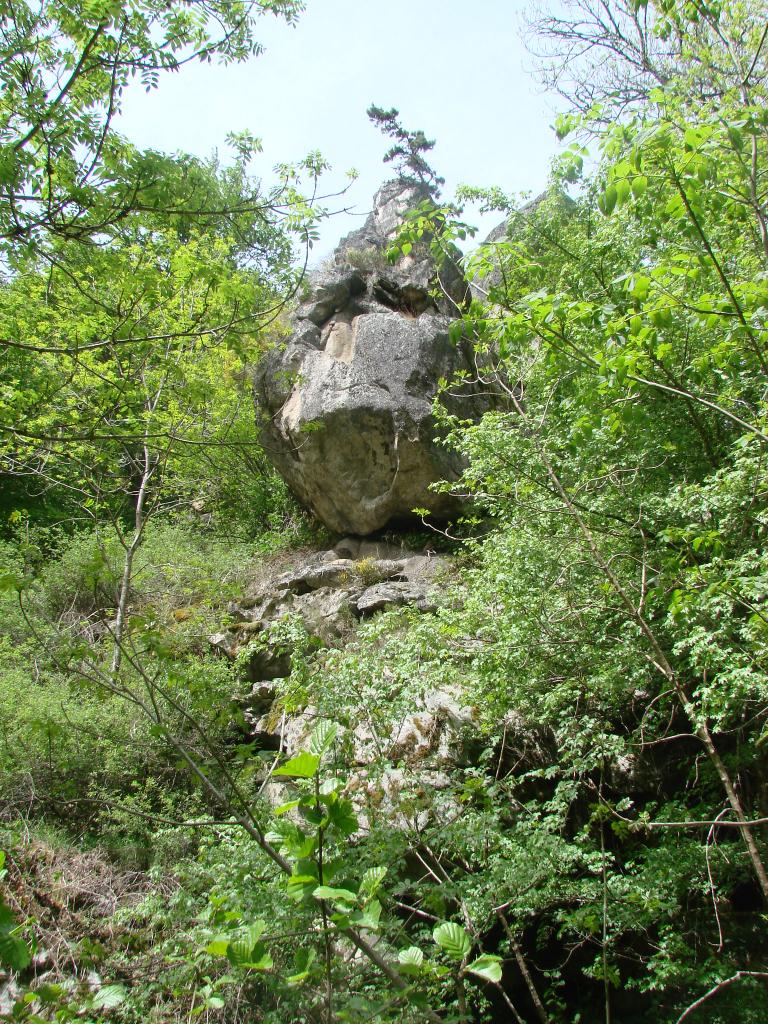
117, 0, 564, 259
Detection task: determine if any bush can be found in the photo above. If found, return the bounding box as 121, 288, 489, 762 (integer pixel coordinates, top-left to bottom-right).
34, 521, 258, 620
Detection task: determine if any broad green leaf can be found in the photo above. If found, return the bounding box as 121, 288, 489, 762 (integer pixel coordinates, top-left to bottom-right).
631, 175, 648, 197
0, 931, 31, 970
433, 921, 471, 960
599, 184, 617, 215
205, 936, 230, 956
465, 955, 503, 983
327, 798, 358, 836
313, 885, 357, 904
350, 899, 382, 931
228, 934, 254, 965
36, 983, 65, 1004
240, 945, 273, 971
309, 720, 339, 755
0, 572, 25, 593
286, 947, 316, 984
273, 752, 320, 778
226, 922, 266, 966
273, 799, 303, 816
397, 946, 426, 974
398, 946, 424, 967
302, 806, 326, 827
359, 866, 387, 897
243, 922, 266, 945
91, 985, 127, 1009
229, 935, 272, 970
0, 897, 30, 971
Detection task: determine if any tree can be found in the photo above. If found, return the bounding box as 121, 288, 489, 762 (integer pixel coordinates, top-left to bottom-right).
0, 150, 311, 528
367, 104, 445, 197
0, 0, 305, 256
525, 0, 768, 123
0, 0, 331, 523
427, 0, 768, 1015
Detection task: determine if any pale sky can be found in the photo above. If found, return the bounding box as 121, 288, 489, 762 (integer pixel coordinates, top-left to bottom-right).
117, 0, 564, 259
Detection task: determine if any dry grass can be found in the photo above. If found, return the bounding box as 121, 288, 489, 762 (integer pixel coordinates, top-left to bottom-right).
2, 838, 158, 979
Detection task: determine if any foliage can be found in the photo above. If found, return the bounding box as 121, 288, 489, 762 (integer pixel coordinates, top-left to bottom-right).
367, 104, 445, 197
4, 1, 768, 1022
0, 0, 304, 254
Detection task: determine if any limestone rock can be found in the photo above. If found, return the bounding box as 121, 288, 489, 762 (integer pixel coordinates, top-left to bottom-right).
347, 767, 455, 833
254, 180, 493, 536
246, 646, 292, 683
354, 580, 435, 615
333, 536, 411, 561
209, 631, 238, 659
210, 543, 448, 689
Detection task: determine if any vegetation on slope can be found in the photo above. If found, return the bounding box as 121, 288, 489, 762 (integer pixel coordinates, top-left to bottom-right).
2, 0, 768, 1021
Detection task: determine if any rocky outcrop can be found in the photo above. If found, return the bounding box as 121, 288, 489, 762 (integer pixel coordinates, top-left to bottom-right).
209, 538, 449, 745
254, 180, 493, 536
206, 538, 580, 837
207, 538, 497, 830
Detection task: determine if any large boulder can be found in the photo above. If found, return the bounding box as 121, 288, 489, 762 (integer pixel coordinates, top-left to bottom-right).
254, 180, 491, 536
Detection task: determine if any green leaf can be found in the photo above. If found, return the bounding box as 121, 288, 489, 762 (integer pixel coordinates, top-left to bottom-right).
359, 866, 387, 897
326, 798, 358, 836
398, 946, 425, 974
433, 921, 471, 960
631, 175, 648, 197
313, 885, 358, 904
615, 179, 631, 204
399, 946, 424, 967
240, 945, 273, 971
91, 984, 127, 1009
350, 899, 382, 931
309, 720, 339, 756
229, 934, 272, 970
0, 930, 31, 970
465, 955, 503, 983
599, 184, 617, 216
226, 922, 267, 966
273, 799, 303, 816
244, 922, 266, 945
36, 983, 66, 1004
449, 320, 464, 345
727, 126, 744, 151
0, 571, 25, 593
286, 947, 317, 984
273, 752, 320, 778
0, 897, 30, 971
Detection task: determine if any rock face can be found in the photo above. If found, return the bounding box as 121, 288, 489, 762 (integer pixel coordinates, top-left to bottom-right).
207, 539, 503, 830
254, 180, 491, 536
209, 538, 449, 749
